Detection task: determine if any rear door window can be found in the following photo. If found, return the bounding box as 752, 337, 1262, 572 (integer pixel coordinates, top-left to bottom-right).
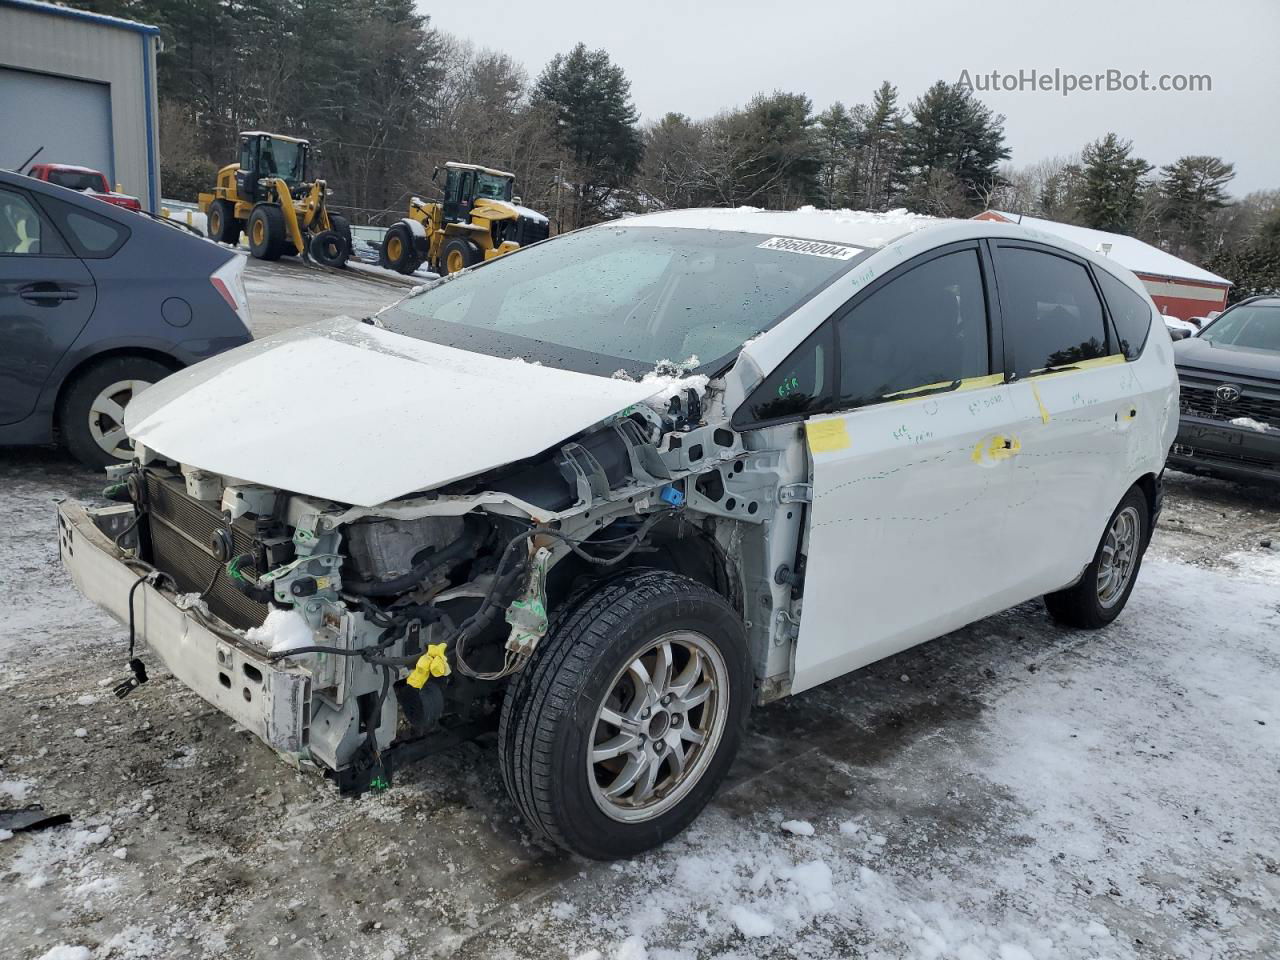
994, 245, 1110, 376
1095, 269, 1152, 359
0, 187, 67, 256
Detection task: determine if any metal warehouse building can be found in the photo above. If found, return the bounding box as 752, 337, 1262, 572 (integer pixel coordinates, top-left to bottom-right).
0, 0, 160, 210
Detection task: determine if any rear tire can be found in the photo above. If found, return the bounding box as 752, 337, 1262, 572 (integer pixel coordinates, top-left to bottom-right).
1044, 486, 1149, 629
441, 236, 481, 274
379, 222, 419, 274
206, 200, 239, 244
247, 204, 287, 260
499, 570, 751, 860
59, 356, 173, 469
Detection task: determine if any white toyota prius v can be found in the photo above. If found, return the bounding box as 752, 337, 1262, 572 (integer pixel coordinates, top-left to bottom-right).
59, 207, 1179, 859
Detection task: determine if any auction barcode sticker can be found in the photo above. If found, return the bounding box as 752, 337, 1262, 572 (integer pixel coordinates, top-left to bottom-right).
758, 236, 861, 260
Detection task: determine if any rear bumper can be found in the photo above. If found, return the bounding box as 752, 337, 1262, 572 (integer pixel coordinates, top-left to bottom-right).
1170, 415, 1280, 483
56, 499, 312, 753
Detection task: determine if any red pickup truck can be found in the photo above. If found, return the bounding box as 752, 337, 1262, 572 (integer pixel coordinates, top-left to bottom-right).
27, 163, 142, 211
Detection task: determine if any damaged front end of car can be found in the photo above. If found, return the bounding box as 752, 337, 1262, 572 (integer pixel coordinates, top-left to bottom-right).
57, 372, 803, 795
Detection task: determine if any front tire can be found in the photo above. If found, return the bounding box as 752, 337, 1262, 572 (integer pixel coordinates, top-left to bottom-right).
441, 236, 481, 274
59, 356, 172, 468
379, 222, 419, 274
1044, 486, 1149, 629
499, 570, 751, 860
247, 204, 287, 260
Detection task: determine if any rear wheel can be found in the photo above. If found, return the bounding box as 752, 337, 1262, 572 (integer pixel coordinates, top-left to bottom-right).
499, 570, 751, 860
59, 356, 172, 468
247, 204, 287, 260
441, 236, 481, 274
379, 222, 419, 274
1044, 486, 1149, 628
206, 200, 240, 244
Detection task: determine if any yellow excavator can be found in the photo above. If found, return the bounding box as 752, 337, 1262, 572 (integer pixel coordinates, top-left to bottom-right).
379, 162, 550, 275
199, 131, 351, 267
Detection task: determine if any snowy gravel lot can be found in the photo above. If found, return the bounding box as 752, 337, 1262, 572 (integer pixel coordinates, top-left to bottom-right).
2, 460, 1275, 960
1, 264, 1277, 959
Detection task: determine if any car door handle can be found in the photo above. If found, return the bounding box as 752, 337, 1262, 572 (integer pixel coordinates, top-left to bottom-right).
20, 288, 78, 303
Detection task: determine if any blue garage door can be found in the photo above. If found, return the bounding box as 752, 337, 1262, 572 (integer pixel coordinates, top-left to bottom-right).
0, 67, 114, 181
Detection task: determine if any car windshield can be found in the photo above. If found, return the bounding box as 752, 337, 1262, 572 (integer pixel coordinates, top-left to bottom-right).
46, 169, 108, 192
1200, 304, 1280, 352
474, 172, 512, 200
379, 226, 865, 377
260, 139, 305, 182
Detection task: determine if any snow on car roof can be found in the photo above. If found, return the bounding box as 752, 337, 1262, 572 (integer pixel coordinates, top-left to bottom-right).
38, 164, 103, 174
625, 206, 939, 249
982, 210, 1229, 286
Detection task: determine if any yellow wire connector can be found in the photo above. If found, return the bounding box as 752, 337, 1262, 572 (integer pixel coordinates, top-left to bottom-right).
406, 643, 451, 688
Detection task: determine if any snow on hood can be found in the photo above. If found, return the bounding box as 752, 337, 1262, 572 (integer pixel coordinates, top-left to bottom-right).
124, 317, 672, 507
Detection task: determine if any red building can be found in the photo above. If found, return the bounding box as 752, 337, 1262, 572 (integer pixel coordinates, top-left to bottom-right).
974, 211, 1231, 322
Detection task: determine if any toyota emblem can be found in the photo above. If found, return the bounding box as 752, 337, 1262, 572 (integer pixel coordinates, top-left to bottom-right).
1214, 383, 1241, 402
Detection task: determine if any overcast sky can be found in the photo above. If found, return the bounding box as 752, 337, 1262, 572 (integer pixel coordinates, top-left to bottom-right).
422, 0, 1279, 197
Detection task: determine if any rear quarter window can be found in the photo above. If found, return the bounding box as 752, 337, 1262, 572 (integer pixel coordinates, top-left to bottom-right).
35, 194, 130, 258
1095, 269, 1153, 359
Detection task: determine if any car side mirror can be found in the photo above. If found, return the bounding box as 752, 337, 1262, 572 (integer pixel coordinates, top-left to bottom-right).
1168, 327, 1191, 341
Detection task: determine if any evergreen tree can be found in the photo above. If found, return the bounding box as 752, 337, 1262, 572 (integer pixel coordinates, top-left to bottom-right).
814, 102, 858, 207
900, 81, 1009, 214
1160, 155, 1236, 258
1077, 133, 1152, 232
534, 43, 644, 228
856, 82, 905, 210
738, 91, 818, 207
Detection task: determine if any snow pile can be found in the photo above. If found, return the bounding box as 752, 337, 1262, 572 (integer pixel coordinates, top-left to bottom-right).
1, 776, 35, 803
10, 822, 113, 891
1225, 546, 1280, 584
244, 607, 313, 655
1229, 416, 1271, 432
779, 818, 814, 836
36, 947, 92, 960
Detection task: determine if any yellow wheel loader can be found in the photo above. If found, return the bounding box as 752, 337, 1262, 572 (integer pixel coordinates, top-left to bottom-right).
379, 162, 550, 276
199, 131, 351, 267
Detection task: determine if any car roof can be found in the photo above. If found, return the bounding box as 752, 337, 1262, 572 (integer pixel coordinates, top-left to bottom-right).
615, 207, 1155, 283
624, 206, 940, 250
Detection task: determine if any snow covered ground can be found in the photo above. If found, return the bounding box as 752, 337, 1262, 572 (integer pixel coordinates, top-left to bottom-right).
1, 455, 1275, 959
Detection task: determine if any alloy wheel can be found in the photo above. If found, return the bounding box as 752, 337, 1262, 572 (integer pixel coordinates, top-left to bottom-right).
588, 630, 729, 823
1097, 505, 1141, 608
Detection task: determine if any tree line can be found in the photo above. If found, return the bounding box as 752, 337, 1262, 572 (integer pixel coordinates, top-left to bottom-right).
73, 0, 1280, 299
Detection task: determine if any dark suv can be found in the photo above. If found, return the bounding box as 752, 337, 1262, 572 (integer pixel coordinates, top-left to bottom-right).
1170, 296, 1280, 483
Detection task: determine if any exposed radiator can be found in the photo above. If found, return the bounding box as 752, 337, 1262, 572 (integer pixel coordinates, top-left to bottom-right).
143, 473, 273, 629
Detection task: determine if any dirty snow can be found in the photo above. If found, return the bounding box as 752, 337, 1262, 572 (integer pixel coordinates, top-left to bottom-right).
244, 607, 313, 654
780, 818, 815, 836
1230, 416, 1271, 433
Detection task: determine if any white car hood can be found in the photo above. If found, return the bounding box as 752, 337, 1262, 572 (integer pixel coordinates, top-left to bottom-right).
125, 317, 666, 508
